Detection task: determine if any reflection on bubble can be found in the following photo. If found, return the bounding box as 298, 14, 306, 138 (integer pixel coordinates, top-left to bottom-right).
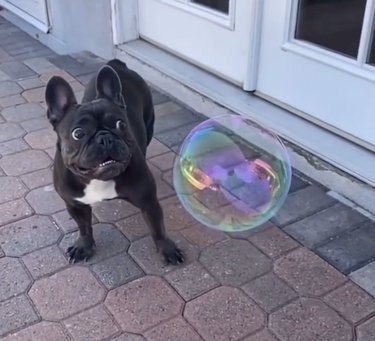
173, 114, 292, 232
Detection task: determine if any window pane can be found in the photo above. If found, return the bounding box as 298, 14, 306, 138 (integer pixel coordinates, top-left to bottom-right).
367, 24, 375, 65
295, 0, 367, 58
190, 0, 229, 14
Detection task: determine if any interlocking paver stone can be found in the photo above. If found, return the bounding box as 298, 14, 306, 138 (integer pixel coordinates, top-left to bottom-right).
149, 151, 176, 171
269, 298, 352, 341
185, 286, 265, 341
24, 127, 56, 149
116, 213, 149, 242
289, 175, 309, 193
1, 321, 70, 341
0, 257, 31, 301
357, 316, 375, 341
0, 150, 51, 175
0, 215, 61, 256
165, 261, 219, 301
272, 186, 336, 226
0, 94, 25, 107
350, 261, 375, 297
29, 267, 105, 320
154, 108, 201, 134
0, 295, 38, 337
181, 223, 228, 249
22, 87, 45, 103
242, 330, 279, 341
284, 203, 368, 248
0, 138, 29, 156
156, 121, 199, 148
93, 199, 139, 222
0, 122, 25, 142
151, 89, 169, 105
105, 276, 183, 333
22, 245, 69, 279
17, 77, 44, 90
20, 167, 53, 189
59, 224, 129, 264
0, 176, 27, 203
20, 116, 49, 132
0, 199, 32, 226
1, 103, 44, 122
144, 317, 203, 341
0, 81, 22, 97
200, 239, 271, 286
23, 57, 59, 74
323, 281, 375, 323
248, 225, 299, 259
52, 209, 79, 233
26, 186, 65, 214
146, 138, 170, 158
316, 220, 375, 274
39, 69, 75, 83
161, 196, 197, 231
129, 232, 199, 275
91, 252, 143, 289
154, 102, 182, 117
0, 61, 36, 79
242, 272, 298, 313
112, 333, 146, 341
63, 305, 120, 341
274, 248, 346, 296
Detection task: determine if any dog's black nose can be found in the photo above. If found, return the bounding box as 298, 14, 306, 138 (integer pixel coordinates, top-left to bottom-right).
96, 131, 113, 149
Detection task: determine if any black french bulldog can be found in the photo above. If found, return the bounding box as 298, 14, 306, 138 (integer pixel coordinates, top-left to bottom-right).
45, 59, 184, 265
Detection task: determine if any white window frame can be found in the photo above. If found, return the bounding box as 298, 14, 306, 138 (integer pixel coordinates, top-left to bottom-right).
281, 0, 375, 82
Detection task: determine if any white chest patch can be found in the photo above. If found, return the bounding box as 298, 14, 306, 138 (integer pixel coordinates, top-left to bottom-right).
75, 179, 118, 205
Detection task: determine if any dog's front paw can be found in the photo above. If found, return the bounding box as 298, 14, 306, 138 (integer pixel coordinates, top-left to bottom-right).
67, 237, 95, 263
157, 239, 184, 265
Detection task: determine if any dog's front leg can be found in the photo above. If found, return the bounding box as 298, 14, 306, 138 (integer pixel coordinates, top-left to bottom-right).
141, 196, 184, 265
65, 203, 95, 263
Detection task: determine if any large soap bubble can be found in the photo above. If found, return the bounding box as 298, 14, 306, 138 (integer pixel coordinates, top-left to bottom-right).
173, 114, 292, 232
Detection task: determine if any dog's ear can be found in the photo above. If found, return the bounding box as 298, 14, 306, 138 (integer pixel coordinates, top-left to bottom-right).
45, 76, 77, 127
96, 65, 124, 106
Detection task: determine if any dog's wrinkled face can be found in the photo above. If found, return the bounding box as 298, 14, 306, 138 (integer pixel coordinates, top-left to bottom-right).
45, 65, 134, 181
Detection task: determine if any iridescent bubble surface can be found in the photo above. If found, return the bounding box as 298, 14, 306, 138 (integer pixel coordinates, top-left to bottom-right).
173, 114, 292, 232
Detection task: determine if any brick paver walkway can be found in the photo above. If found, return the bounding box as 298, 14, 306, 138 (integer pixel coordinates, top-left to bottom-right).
1, 15, 375, 341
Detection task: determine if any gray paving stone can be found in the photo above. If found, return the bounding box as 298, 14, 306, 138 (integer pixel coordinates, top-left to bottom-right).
20, 168, 53, 190
0, 47, 12, 63
17, 77, 44, 90
0, 199, 33, 226
284, 203, 368, 248
23, 57, 59, 74
289, 175, 309, 193
272, 186, 337, 226
199, 239, 272, 286
155, 121, 200, 148
0, 94, 26, 107
350, 261, 375, 297
316, 221, 375, 274
0, 176, 28, 203
0, 296, 38, 338
0, 81, 22, 98
0, 122, 25, 142
0, 149, 51, 176
1, 103, 45, 122
20, 116, 49, 132
154, 108, 201, 134
154, 102, 182, 117
48, 55, 103, 76
91, 252, 144, 289
0, 257, 31, 301
0, 215, 61, 257
59, 224, 130, 264
0, 138, 29, 156
0, 61, 36, 80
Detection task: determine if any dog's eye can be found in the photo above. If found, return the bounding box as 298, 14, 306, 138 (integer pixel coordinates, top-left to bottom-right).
72, 128, 85, 140
116, 120, 126, 130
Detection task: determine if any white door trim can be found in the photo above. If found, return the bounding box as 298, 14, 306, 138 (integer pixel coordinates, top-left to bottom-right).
111, 0, 139, 45
0, 0, 50, 32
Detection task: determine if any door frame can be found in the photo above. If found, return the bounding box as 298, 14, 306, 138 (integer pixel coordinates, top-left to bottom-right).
0, 0, 50, 32
111, 0, 263, 90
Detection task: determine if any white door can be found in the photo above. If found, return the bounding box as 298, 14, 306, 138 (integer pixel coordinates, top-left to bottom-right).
0, 0, 49, 31
257, 0, 375, 150
138, 0, 260, 89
